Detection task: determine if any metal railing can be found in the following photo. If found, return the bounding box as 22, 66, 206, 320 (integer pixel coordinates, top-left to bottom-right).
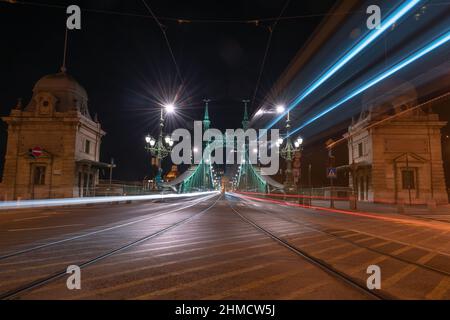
0, 180, 173, 201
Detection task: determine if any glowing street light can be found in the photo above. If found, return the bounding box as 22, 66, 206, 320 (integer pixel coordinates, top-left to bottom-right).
294, 137, 303, 148
276, 104, 285, 114
276, 137, 283, 147
164, 103, 175, 113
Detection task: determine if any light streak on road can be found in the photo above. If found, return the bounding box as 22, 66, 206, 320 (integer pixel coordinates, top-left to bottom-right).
0, 191, 219, 210
288, 29, 450, 137
264, 0, 423, 130
228, 192, 450, 232
238, 190, 349, 201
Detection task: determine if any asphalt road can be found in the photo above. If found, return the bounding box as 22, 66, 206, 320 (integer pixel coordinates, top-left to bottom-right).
0, 192, 449, 300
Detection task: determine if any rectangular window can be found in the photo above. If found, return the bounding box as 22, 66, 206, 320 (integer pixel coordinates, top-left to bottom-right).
402, 170, 415, 190
33, 166, 46, 185
85, 139, 91, 154
358, 143, 363, 157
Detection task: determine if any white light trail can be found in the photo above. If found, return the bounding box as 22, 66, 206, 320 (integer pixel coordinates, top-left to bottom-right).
264, 0, 423, 130
288, 29, 450, 136
0, 191, 219, 210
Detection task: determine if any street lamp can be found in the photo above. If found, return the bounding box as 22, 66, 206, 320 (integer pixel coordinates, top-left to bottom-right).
278, 112, 303, 192
144, 104, 176, 187
280, 116, 302, 161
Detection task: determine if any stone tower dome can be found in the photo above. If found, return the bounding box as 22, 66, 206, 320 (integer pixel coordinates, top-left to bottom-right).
360, 78, 419, 120
25, 71, 91, 119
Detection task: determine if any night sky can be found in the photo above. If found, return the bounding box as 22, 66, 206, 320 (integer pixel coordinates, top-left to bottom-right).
0, 0, 336, 181
1, 0, 449, 188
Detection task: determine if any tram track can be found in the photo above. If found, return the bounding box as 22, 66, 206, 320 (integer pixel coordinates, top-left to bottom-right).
0, 193, 218, 261
0, 194, 221, 300
227, 197, 391, 300
236, 195, 450, 278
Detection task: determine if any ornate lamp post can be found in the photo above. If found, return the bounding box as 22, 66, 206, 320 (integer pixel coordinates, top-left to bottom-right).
145, 104, 175, 187
277, 111, 303, 193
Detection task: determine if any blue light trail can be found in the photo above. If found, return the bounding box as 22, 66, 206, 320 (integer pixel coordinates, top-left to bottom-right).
287, 29, 450, 137
264, 0, 423, 130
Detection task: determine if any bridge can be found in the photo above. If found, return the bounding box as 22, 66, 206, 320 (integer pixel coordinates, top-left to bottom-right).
164, 101, 285, 194
1, 0, 450, 303
162, 103, 284, 193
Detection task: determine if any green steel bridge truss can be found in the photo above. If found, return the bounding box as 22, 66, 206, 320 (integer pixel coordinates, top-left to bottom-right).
178, 138, 221, 193
178, 136, 268, 193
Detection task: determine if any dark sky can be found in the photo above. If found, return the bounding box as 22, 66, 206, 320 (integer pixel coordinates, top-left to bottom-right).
0, 0, 336, 181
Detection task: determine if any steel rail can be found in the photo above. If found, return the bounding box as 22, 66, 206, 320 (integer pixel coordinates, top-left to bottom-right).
0, 193, 217, 261
0, 194, 221, 300
240, 197, 450, 279
227, 197, 391, 300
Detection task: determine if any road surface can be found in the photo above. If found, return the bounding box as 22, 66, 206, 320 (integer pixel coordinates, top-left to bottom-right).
0, 192, 449, 299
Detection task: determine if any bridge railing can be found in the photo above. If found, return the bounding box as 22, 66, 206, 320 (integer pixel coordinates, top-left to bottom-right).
237, 186, 354, 210
0, 181, 175, 201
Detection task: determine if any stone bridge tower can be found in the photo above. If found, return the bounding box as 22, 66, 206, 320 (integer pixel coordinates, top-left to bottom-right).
0, 71, 106, 200
344, 80, 448, 205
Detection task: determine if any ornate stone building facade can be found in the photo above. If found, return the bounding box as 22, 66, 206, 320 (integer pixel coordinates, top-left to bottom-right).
344, 81, 448, 205
0, 71, 106, 200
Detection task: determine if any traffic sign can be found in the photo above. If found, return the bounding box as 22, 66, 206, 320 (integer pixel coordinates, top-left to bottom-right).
327, 167, 337, 179
30, 146, 43, 158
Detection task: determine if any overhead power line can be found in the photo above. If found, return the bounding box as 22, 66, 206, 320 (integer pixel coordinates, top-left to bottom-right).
251, 0, 291, 109
4, 1, 450, 25
140, 0, 184, 86
1, 0, 364, 24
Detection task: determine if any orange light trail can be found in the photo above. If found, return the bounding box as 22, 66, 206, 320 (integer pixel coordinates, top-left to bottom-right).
229, 192, 450, 232
238, 190, 349, 201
